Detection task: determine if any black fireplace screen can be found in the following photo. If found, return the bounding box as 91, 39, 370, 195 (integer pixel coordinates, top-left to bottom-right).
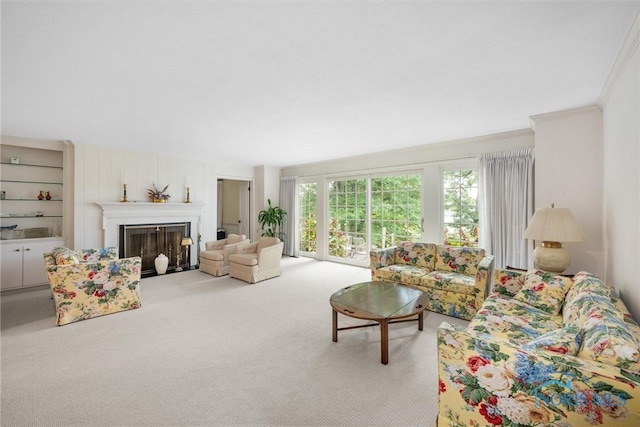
119, 222, 190, 276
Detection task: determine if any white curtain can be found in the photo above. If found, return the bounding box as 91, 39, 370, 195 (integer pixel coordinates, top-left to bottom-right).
478, 148, 534, 270
279, 176, 298, 257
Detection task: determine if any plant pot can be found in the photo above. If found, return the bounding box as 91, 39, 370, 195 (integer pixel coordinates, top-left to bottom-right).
153, 198, 166, 203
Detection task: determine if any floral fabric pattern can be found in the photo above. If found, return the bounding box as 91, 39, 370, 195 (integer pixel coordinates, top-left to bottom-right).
50, 246, 80, 265
492, 269, 526, 297
514, 270, 573, 315
522, 325, 583, 355
44, 248, 141, 326
370, 242, 494, 321
434, 245, 486, 276
438, 269, 640, 426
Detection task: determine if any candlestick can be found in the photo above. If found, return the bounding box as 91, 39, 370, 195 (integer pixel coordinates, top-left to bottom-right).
121, 183, 129, 202
185, 186, 191, 204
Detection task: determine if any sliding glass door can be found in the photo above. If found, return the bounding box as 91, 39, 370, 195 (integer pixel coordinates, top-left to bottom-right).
298, 182, 317, 256
323, 172, 422, 266
327, 178, 368, 264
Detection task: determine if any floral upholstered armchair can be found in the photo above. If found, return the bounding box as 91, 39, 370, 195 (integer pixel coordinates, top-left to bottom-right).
44, 246, 142, 326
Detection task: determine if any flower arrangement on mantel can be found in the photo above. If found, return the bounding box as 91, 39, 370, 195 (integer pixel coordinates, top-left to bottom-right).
147, 183, 171, 203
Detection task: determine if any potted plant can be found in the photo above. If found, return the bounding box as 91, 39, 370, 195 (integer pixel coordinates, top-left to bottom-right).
147, 183, 171, 203
257, 199, 287, 239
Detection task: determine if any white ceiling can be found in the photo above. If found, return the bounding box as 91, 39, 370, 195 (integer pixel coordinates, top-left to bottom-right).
2, 1, 638, 167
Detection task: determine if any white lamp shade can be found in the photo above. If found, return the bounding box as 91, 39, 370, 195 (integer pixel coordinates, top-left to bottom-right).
181, 237, 193, 246
523, 208, 585, 243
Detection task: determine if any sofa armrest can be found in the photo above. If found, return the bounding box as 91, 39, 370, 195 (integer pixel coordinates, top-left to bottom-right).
437, 321, 640, 426
205, 240, 226, 251
257, 242, 284, 269
222, 239, 251, 259
369, 246, 397, 279
474, 254, 494, 297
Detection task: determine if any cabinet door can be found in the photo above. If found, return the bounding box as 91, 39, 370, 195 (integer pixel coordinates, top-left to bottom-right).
22, 241, 59, 287
1, 244, 24, 290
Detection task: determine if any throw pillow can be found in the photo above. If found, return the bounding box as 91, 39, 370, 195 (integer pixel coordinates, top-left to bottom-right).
50, 246, 79, 265
522, 325, 583, 355
513, 270, 573, 315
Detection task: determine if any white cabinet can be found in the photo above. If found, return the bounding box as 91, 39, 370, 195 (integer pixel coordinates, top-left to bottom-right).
0, 238, 65, 290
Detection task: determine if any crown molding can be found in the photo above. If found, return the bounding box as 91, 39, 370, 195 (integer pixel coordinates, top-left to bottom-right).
599, 10, 640, 107
529, 105, 601, 131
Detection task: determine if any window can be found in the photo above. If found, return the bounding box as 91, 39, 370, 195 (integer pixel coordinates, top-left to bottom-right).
298, 182, 317, 254
370, 174, 422, 249
327, 178, 367, 262
443, 169, 479, 247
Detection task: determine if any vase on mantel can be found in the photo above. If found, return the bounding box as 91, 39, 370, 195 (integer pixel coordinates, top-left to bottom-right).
155, 253, 169, 275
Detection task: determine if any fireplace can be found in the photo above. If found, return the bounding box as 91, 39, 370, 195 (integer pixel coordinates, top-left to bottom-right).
120, 222, 190, 276
96, 202, 205, 275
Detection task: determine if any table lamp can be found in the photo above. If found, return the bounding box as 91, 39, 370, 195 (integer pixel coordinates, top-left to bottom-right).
176, 236, 193, 272
523, 204, 585, 273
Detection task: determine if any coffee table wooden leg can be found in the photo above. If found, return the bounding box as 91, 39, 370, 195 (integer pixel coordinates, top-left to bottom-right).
380, 319, 389, 365
418, 310, 424, 331
332, 309, 338, 342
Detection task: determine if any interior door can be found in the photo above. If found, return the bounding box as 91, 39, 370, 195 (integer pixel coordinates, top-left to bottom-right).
238, 181, 250, 237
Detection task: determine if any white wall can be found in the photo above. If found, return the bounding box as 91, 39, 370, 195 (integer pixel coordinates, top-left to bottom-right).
600, 13, 640, 319
529, 106, 604, 276
72, 142, 254, 250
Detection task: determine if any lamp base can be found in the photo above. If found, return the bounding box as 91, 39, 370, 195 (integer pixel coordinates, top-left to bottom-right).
532, 243, 571, 273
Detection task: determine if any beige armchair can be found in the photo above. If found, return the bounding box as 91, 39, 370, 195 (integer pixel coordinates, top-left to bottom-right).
228, 237, 284, 283
199, 234, 250, 276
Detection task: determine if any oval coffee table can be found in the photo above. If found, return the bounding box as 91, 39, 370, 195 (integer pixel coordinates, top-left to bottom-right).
330, 281, 429, 364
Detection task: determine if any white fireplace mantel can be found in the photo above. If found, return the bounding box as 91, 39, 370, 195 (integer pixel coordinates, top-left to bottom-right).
96, 202, 205, 265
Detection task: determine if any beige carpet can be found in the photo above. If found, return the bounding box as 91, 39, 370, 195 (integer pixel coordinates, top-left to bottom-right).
1, 257, 468, 426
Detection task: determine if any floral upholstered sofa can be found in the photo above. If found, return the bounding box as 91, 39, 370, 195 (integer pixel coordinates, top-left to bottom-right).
437, 269, 640, 426
44, 246, 142, 326
370, 242, 494, 320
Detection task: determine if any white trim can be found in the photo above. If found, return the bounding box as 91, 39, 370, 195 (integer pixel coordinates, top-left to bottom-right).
599, 10, 640, 107
95, 202, 205, 266
281, 128, 533, 178
529, 105, 601, 130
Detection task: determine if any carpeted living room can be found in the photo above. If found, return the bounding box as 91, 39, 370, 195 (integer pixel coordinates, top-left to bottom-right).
2, 1, 640, 427
1, 257, 468, 426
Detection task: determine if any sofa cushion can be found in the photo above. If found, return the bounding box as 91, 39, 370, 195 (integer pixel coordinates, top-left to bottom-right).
435, 245, 485, 275
395, 242, 436, 269
229, 253, 258, 267
522, 325, 583, 356
513, 270, 573, 315
468, 295, 563, 345
421, 271, 476, 295
578, 306, 640, 371
564, 271, 613, 307
50, 246, 80, 265
563, 293, 618, 327
492, 269, 525, 297
374, 265, 430, 286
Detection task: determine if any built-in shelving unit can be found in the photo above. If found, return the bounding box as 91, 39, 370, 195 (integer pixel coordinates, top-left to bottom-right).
1, 138, 69, 291
1, 145, 64, 240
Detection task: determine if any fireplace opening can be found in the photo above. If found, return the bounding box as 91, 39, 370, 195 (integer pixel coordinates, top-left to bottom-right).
119, 222, 191, 277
